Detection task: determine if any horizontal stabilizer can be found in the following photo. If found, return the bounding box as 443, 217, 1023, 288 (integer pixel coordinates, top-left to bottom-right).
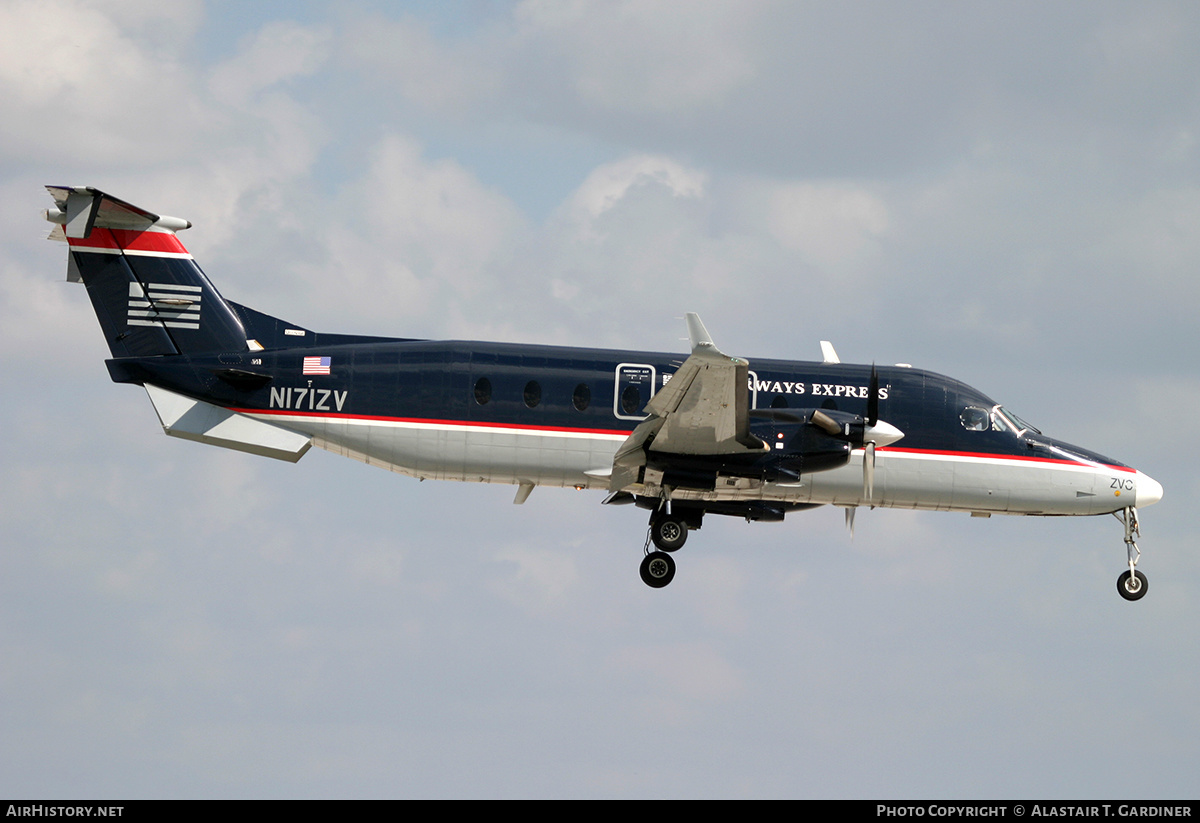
45, 185, 191, 237
145, 384, 312, 462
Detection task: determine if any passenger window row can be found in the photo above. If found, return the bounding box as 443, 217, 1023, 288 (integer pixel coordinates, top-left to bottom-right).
473, 377, 591, 412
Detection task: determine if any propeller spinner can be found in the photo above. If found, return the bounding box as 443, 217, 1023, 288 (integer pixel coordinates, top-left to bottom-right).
808, 365, 903, 502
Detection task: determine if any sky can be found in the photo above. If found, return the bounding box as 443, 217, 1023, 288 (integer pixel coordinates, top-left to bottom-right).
1, 0, 1198, 799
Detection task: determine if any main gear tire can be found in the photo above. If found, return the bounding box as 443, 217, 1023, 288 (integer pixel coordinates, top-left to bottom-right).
640, 551, 676, 588
650, 517, 687, 552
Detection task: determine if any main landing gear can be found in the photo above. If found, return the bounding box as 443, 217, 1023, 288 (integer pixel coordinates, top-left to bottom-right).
1115, 506, 1148, 602
639, 510, 689, 588
640, 551, 675, 588
650, 515, 688, 552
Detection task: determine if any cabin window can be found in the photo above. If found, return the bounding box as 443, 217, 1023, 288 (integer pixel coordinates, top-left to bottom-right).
620, 385, 641, 415
770, 394, 788, 409
573, 383, 591, 412
524, 380, 542, 408
960, 406, 988, 431
474, 377, 492, 405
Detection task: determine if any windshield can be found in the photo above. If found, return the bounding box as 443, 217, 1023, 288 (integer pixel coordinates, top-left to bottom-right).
993, 405, 1041, 435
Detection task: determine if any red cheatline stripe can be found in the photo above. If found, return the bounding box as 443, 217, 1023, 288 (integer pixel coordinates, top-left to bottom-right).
229, 407, 634, 437
66, 227, 120, 250
225, 409, 1138, 470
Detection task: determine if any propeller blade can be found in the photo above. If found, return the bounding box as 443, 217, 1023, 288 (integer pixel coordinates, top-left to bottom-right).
863, 367, 880, 501
867, 364, 879, 426
863, 441, 876, 500
845, 506, 856, 538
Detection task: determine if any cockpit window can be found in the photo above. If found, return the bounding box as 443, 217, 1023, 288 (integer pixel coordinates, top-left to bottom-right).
962, 404, 1043, 436
996, 406, 1041, 435
960, 406, 989, 431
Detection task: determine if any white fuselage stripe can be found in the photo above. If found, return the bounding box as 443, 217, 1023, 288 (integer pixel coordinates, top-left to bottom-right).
245, 410, 1129, 470
876, 447, 1129, 475
244, 411, 631, 442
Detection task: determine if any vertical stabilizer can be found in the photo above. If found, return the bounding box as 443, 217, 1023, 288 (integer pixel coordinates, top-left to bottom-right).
45, 186, 249, 358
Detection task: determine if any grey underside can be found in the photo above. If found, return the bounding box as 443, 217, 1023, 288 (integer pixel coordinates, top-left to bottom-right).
274, 414, 1120, 516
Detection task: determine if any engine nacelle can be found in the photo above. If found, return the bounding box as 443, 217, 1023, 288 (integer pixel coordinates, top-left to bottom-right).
641, 408, 901, 493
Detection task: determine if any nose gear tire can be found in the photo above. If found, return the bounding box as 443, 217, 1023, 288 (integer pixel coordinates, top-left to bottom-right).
1117, 569, 1148, 601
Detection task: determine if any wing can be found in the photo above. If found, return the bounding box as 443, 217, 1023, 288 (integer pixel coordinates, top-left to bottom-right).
609, 314, 767, 492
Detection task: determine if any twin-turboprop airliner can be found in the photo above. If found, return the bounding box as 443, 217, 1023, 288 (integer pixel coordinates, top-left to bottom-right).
46, 186, 1163, 599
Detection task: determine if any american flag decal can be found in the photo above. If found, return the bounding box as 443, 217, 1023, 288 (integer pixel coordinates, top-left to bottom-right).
127, 282, 201, 329
303, 356, 331, 375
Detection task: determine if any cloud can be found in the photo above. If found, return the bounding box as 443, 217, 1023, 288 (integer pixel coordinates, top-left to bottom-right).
345, 0, 760, 126
0, 0, 211, 166
343, 14, 503, 116
288, 134, 526, 331
514, 0, 757, 114
761, 180, 890, 268
208, 20, 331, 107
565, 154, 707, 233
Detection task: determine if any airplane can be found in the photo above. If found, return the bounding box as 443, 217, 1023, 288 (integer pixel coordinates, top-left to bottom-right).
44, 185, 1164, 600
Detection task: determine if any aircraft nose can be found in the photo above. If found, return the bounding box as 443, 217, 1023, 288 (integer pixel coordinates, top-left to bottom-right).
1135, 471, 1164, 508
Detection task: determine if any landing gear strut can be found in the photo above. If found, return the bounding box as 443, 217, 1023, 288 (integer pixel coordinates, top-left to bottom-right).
638, 502, 691, 588
1115, 506, 1148, 602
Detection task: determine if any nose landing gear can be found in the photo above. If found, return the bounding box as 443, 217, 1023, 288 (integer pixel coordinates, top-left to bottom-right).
1115, 507, 1148, 602
1117, 569, 1148, 601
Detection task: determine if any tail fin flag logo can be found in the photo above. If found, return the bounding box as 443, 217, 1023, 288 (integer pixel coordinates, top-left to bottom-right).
302, 356, 331, 375
128, 282, 201, 329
